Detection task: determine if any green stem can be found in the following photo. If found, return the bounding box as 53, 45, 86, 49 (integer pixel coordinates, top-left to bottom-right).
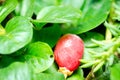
108, 37, 120, 55
105, 28, 112, 40
85, 70, 94, 80
105, 0, 115, 40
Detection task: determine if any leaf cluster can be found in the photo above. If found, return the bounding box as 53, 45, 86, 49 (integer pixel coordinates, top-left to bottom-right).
0, 0, 120, 80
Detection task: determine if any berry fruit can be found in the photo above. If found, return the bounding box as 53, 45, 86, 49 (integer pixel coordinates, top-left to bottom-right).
54, 34, 84, 77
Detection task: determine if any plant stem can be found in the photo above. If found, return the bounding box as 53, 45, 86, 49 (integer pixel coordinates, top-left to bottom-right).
85, 70, 94, 80
105, 28, 112, 40
108, 37, 120, 55
105, 0, 115, 40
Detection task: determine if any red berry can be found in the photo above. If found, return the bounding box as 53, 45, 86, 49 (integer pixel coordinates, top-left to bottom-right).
54, 34, 84, 76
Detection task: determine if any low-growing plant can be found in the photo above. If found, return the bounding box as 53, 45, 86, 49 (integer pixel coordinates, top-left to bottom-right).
0, 0, 120, 80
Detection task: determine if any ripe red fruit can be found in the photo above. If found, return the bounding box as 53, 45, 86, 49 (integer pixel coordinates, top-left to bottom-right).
54, 34, 84, 77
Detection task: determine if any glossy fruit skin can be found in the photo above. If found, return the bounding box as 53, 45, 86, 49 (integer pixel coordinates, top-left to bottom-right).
54, 34, 84, 71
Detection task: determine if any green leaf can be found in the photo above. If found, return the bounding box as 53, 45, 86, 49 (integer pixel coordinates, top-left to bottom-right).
0, 25, 6, 35
82, 48, 95, 61
81, 33, 105, 61
34, 71, 64, 80
33, 0, 55, 14
67, 67, 84, 80
107, 54, 114, 66
80, 32, 104, 47
0, 0, 18, 23
0, 16, 33, 54
33, 6, 81, 23
60, 0, 84, 9
110, 63, 120, 80
25, 42, 54, 73
0, 62, 32, 80
15, 0, 35, 17
62, 0, 111, 34
32, 22, 46, 30
113, 0, 120, 21
94, 69, 110, 80
33, 63, 64, 80
39, 24, 62, 47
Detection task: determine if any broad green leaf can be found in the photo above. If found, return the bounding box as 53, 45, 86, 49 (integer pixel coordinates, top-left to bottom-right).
33, 6, 81, 23
33, 63, 64, 80
33, 0, 84, 15
32, 24, 61, 46
39, 24, 62, 47
110, 63, 120, 80
67, 67, 84, 80
32, 22, 46, 30
0, 0, 18, 23
43, 63, 58, 74
34, 0, 55, 14
33, 71, 64, 80
25, 42, 54, 73
0, 62, 32, 80
62, 0, 111, 34
60, 0, 84, 9
0, 16, 33, 54
34, 73, 64, 80
15, 0, 34, 17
